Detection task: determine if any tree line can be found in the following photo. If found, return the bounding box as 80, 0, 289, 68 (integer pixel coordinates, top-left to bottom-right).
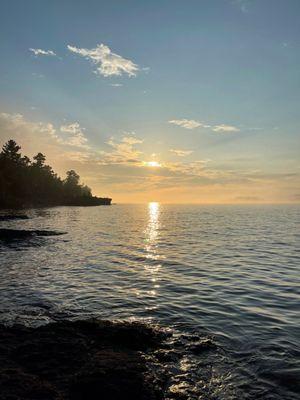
0, 140, 111, 207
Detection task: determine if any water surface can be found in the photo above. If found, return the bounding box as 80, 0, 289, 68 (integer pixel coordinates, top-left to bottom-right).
1, 204, 299, 399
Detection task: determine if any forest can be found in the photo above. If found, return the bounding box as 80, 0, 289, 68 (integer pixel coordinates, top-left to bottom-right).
0, 140, 111, 208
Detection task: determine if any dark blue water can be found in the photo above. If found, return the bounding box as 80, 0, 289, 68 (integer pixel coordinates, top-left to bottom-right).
1, 204, 299, 399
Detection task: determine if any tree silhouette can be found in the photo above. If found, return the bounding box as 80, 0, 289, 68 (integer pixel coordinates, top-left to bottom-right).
65, 170, 80, 186
33, 153, 46, 168
0, 140, 111, 207
1, 140, 21, 162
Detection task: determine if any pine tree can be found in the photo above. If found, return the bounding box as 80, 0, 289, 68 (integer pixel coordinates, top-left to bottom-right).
1, 140, 21, 162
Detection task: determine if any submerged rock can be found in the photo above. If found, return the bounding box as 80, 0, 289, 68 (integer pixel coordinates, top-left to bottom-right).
188, 338, 216, 354
0, 319, 167, 400
0, 215, 29, 221
0, 228, 66, 241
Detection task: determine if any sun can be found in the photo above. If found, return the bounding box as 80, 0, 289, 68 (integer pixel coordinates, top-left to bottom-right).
144, 161, 161, 168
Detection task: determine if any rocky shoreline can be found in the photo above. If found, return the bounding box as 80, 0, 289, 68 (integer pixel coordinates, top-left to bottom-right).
0, 319, 170, 400
0, 196, 112, 209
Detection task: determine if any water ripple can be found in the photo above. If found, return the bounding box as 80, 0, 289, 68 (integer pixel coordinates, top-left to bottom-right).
0, 204, 299, 399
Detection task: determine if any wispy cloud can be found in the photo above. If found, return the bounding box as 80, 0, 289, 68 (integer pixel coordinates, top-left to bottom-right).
110, 83, 123, 87
0, 112, 64, 160
2, 112, 297, 203
0, 112, 57, 139
64, 151, 93, 162
169, 118, 239, 133
60, 122, 89, 149
165, 160, 228, 180
0, 112, 90, 156
212, 124, 240, 133
169, 119, 208, 129
99, 133, 143, 165
29, 48, 56, 57
67, 43, 140, 77
170, 149, 193, 157
232, 0, 250, 13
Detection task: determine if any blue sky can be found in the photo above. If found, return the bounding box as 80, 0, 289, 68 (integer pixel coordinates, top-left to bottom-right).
0, 0, 299, 202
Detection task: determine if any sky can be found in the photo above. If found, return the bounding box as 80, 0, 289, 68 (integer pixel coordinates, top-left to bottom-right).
0, 0, 299, 203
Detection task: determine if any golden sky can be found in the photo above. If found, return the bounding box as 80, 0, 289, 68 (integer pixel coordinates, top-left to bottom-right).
0, 1, 299, 203
0, 112, 298, 204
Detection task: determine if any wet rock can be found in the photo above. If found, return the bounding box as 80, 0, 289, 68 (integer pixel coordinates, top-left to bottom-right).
181, 334, 200, 342
154, 349, 179, 363
0, 229, 66, 241
0, 215, 29, 221
188, 338, 216, 354
70, 350, 158, 400
0, 320, 167, 400
167, 381, 192, 400
0, 368, 58, 400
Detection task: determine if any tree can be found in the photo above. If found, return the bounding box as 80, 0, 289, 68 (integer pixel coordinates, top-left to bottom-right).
21, 156, 31, 167
81, 184, 92, 197
0, 139, 110, 208
33, 152, 46, 168
1, 140, 21, 162
65, 170, 80, 187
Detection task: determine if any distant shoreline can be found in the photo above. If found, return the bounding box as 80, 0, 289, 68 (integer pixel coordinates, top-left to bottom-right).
0, 196, 112, 209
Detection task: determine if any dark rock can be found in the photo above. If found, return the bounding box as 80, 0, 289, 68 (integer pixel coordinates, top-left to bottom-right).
154, 349, 179, 363
0, 368, 58, 400
188, 338, 216, 354
0, 215, 29, 221
0, 320, 167, 400
70, 350, 156, 400
181, 334, 200, 342
0, 229, 66, 241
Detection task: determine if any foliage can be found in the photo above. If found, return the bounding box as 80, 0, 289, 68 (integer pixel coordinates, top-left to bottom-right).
0, 140, 110, 207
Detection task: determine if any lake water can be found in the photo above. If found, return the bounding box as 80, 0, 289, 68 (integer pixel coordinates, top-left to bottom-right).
1, 204, 299, 399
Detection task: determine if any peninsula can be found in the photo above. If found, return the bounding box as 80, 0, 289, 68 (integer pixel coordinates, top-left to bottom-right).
0, 140, 111, 208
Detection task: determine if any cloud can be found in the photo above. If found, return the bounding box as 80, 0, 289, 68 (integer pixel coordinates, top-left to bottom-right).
67, 43, 140, 77
31, 72, 45, 78
169, 118, 240, 133
0, 112, 57, 139
110, 83, 123, 87
2, 112, 298, 203
99, 133, 143, 165
96, 132, 231, 182
0, 112, 65, 161
169, 119, 207, 129
165, 160, 229, 180
0, 113, 90, 155
60, 122, 89, 149
212, 124, 240, 133
0, 113, 252, 185
170, 149, 193, 157
29, 48, 56, 56
232, 0, 250, 13
64, 151, 93, 162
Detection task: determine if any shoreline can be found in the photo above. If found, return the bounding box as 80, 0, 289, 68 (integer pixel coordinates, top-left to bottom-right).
0, 318, 221, 400
0, 319, 169, 400
0, 197, 112, 209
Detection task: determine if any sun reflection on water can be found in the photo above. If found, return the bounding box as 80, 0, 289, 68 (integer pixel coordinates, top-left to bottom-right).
146, 202, 160, 249
144, 202, 162, 298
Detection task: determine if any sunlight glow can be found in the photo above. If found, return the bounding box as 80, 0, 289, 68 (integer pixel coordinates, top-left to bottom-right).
143, 161, 161, 168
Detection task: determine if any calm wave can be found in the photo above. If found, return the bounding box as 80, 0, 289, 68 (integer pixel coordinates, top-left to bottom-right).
1, 204, 299, 399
